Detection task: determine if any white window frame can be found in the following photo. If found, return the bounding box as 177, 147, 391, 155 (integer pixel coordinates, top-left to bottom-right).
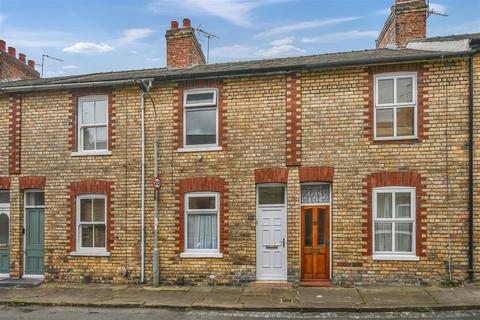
374, 73, 417, 141
372, 187, 418, 261
72, 194, 110, 256
75, 95, 111, 156
181, 88, 219, 151
181, 191, 222, 258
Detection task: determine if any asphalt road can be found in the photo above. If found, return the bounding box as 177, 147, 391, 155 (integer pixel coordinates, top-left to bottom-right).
0, 306, 480, 320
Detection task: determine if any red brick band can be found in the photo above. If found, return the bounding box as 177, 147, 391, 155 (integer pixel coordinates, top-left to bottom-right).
299, 166, 334, 183
364, 64, 426, 144
0, 177, 11, 190
254, 168, 289, 184
19, 176, 46, 190
8, 94, 21, 174
68, 180, 114, 252
286, 73, 301, 166
175, 79, 225, 149
362, 171, 425, 256
176, 177, 228, 255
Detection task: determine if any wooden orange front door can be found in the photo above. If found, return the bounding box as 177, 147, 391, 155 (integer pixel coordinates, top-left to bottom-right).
301, 206, 330, 280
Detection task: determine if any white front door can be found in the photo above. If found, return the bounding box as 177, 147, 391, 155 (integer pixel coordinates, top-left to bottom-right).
256, 185, 287, 281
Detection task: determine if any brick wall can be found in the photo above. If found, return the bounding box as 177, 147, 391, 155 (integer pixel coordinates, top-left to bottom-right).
0, 55, 477, 286
0, 41, 39, 81
166, 19, 206, 68
377, 0, 428, 48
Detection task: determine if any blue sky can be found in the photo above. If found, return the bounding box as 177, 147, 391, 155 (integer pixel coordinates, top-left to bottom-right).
0, 0, 479, 77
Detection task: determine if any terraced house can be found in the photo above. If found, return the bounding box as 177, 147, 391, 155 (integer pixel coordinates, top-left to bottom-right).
0, 0, 479, 287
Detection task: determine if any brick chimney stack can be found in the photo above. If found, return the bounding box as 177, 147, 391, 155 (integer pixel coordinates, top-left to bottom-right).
376, 0, 428, 48
0, 39, 40, 80
165, 18, 206, 68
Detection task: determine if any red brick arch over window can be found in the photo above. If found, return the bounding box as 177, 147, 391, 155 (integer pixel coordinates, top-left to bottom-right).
67, 180, 114, 252
254, 168, 288, 184
299, 166, 334, 183
0, 177, 11, 190
19, 176, 46, 190
362, 172, 426, 256
176, 177, 228, 255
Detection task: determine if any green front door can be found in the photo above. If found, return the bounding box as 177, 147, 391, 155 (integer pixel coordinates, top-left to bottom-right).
25, 207, 44, 275
0, 191, 10, 275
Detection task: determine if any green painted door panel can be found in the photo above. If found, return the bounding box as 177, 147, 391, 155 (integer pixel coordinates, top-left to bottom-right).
25, 208, 44, 275
0, 248, 8, 274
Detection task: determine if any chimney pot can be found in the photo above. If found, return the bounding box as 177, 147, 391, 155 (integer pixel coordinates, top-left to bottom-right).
7, 46, 16, 57
0, 40, 5, 52
28, 59, 35, 69
183, 18, 191, 28
171, 20, 179, 29
19, 53, 26, 63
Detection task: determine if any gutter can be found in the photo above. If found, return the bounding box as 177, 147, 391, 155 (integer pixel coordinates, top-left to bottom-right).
468, 51, 477, 282
0, 51, 473, 93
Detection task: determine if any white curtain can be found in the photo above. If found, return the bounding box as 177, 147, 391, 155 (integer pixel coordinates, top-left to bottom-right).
395, 223, 413, 252
187, 214, 217, 249
301, 185, 330, 204
374, 223, 392, 252
377, 193, 392, 218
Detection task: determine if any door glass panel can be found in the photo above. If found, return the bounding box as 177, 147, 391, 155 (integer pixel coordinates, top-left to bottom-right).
304, 209, 312, 247
0, 214, 9, 244
26, 192, 44, 207
317, 208, 326, 246
301, 184, 330, 204
0, 192, 9, 204
258, 186, 285, 205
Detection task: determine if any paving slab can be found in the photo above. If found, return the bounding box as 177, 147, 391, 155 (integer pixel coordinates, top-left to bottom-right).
192, 289, 243, 309
239, 294, 282, 309
425, 287, 480, 306
242, 287, 272, 296
357, 287, 436, 307
298, 287, 363, 309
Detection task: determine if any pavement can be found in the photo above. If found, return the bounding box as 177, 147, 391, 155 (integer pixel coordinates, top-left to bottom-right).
0, 283, 479, 312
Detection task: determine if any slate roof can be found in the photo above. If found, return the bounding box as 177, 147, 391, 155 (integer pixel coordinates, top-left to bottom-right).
411, 33, 480, 43
0, 47, 472, 92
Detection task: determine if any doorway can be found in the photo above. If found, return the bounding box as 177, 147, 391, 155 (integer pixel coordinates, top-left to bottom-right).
24, 191, 45, 277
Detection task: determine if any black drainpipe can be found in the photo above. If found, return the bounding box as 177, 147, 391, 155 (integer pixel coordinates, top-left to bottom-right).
468, 51, 476, 282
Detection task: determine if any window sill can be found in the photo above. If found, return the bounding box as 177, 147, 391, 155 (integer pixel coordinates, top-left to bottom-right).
72, 150, 112, 157
177, 146, 222, 153
70, 251, 111, 257
372, 254, 419, 261
373, 136, 418, 141
180, 252, 223, 259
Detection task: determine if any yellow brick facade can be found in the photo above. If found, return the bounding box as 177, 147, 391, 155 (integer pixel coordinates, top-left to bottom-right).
0, 54, 479, 286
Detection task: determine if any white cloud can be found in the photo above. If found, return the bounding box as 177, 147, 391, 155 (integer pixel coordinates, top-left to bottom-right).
210, 41, 305, 60
302, 30, 379, 44
254, 17, 362, 38
62, 65, 78, 70
429, 2, 448, 15
62, 42, 114, 54
148, 0, 290, 27
256, 44, 305, 58
117, 28, 153, 45
270, 38, 294, 46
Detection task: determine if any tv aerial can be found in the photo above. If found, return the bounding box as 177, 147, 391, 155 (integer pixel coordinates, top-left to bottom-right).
39, 54, 64, 77
194, 25, 220, 64
426, 0, 448, 17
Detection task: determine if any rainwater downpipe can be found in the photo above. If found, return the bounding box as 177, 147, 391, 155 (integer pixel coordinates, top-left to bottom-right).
468, 52, 476, 282
140, 87, 147, 283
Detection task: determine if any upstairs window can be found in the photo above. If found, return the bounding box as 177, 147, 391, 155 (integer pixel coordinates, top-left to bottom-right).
78, 95, 108, 152
183, 89, 218, 148
374, 74, 417, 140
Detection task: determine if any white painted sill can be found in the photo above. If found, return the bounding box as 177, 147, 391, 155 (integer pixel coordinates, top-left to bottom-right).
373, 136, 418, 142
71, 150, 112, 157
177, 146, 222, 153
70, 251, 111, 257
372, 254, 420, 261
180, 252, 223, 259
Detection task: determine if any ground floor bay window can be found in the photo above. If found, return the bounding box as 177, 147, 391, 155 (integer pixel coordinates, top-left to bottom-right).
373, 187, 417, 260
